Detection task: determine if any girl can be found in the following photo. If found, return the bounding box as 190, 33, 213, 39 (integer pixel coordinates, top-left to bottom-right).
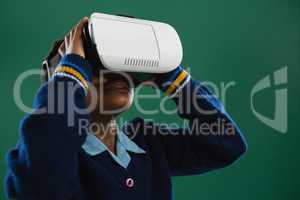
5, 17, 247, 200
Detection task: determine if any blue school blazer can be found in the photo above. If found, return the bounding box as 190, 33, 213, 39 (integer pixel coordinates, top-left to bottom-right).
5, 54, 247, 200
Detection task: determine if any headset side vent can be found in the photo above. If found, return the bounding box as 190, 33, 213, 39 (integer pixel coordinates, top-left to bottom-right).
124, 58, 159, 67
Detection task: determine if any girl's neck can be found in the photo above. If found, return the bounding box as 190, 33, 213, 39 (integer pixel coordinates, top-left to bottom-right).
90, 114, 118, 154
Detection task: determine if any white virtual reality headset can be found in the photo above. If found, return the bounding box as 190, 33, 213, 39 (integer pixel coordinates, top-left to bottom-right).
42, 12, 183, 84
83, 12, 183, 75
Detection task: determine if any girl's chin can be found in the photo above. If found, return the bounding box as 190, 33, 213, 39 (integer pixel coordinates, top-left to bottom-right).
103, 93, 132, 111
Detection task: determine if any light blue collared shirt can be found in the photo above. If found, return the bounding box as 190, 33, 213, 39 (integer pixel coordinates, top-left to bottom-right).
82, 129, 146, 169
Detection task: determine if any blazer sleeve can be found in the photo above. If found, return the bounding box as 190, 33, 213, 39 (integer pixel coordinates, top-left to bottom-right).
4, 54, 92, 199
149, 78, 247, 176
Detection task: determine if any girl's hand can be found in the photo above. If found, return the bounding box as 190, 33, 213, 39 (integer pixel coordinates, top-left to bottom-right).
58, 17, 89, 58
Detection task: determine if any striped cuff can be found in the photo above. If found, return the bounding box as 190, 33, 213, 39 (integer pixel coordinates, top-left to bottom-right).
159, 66, 191, 97
52, 54, 92, 95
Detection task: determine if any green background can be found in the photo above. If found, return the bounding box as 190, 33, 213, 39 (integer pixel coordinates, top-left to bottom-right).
0, 0, 299, 199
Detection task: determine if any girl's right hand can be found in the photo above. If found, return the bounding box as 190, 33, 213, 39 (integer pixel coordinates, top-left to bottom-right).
58, 17, 89, 58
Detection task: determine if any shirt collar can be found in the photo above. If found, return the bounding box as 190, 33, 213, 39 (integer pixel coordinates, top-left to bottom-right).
82, 127, 145, 157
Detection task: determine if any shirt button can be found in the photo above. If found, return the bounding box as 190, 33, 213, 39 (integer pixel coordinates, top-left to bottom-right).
125, 178, 134, 188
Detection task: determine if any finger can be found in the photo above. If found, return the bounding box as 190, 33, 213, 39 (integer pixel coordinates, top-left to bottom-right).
64, 34, 70, 50
75, 17, 89, 37
58, 41, 66, 56
70, 26, 76, 38
66, 19, 78, 36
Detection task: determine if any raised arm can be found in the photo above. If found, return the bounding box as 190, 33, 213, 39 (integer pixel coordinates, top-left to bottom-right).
5, 18, 92, 199
147, 67, 247, 176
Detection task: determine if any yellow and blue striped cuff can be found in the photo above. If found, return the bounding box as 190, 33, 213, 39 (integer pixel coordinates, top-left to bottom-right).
164, 69, 191, 97
53, 65, 90, 94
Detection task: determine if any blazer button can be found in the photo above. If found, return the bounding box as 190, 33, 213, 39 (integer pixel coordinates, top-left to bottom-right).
125, 178, 134, 188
